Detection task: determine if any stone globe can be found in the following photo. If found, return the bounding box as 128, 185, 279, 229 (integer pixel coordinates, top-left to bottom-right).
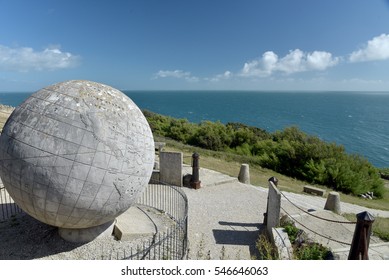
0, 80, 155, 231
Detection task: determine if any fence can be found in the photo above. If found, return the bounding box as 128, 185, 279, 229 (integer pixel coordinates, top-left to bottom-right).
0, 182, 188, 260
265, 178, 374, 260
119, 183, 188, 260
0, 186, 22, 221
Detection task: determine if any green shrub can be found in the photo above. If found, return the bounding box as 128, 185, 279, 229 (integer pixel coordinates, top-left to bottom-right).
189, 121, 232, 151
283, 223, 300, 244
281, 220, 332, 260
295, 243, 332, 260
144, 110, 385, 198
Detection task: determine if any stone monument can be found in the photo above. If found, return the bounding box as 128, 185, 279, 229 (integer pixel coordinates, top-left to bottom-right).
0, 80, 155, 241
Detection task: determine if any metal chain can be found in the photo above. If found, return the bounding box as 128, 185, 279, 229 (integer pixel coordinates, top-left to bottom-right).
281, 205, 352, 246
280, 189, 356, 224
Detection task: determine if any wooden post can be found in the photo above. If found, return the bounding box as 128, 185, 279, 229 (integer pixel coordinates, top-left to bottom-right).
348, 211, 375, 260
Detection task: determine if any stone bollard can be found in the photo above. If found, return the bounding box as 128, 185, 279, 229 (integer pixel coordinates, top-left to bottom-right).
238, 163, 250, 184
190, 152, 201, 189
324, 191, 341, 214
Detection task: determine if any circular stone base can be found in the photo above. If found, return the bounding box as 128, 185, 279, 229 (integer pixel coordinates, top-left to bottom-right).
58, 221, 115, 243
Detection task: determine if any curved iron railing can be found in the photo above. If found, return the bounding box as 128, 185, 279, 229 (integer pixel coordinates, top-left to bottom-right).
119, 183, 188, 260
0, 186, 22, 221
0, 183, 189, 260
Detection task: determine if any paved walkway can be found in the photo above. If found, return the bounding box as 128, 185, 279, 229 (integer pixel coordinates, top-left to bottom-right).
181, 165, 389, 260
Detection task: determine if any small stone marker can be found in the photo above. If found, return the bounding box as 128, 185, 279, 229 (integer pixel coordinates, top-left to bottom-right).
324, 191, 341, 214
238, 163, 250, 184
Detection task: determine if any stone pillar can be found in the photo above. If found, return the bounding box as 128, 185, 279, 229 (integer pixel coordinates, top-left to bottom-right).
324, 191, 341, 214
160, 152, 183, 187
238, 163, 250, 184
266, 178, 281, 236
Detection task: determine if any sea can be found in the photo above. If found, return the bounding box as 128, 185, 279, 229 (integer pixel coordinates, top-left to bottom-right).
1, 90, 388, 168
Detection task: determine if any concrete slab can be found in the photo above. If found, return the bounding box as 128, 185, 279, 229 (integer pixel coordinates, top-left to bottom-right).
181, 165, 389, 260
332, 243, 389, 260
288, 210, 355, 250
113, 206, 157, 241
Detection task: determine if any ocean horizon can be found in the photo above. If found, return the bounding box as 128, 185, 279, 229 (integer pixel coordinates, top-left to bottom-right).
1, 90, 388, 168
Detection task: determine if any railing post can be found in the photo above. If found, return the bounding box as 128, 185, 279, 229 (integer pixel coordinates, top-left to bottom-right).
264, 177, 279, 225
265, 177, 281, 236
190, 152, 201, 189
348, 211, 375, 260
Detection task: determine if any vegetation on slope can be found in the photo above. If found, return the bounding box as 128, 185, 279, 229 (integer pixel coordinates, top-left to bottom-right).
144, 110, 385, 198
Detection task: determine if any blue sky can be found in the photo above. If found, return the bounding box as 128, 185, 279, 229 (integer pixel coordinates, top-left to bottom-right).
1, 0, 389, 91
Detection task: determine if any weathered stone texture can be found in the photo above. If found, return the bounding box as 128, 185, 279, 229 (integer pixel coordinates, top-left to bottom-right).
0, 80, 155, 229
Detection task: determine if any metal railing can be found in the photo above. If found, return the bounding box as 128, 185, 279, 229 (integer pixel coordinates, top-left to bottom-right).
118, 183, 188, 260
0, 183, 188, 260
0, 186, 22, 221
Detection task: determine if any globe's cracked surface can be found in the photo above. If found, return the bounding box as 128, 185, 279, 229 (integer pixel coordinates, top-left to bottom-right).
0, 80, 155, 229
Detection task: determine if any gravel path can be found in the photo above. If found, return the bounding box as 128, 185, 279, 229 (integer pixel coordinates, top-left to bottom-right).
0, 205, 175, 260
2, 166, 389, 260
181, 167, 389, 260
182, 181, 267, 260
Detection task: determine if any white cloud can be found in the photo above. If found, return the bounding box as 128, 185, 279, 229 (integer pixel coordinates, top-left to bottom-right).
307, 51, 339, 70
349, 34, 389, 62
0, 45, 80, 72
240, 49, 339, 77
154, 69, 199, 82
154, 69, 190, 78
209, 70, 233, 82
241, 51, 278, 77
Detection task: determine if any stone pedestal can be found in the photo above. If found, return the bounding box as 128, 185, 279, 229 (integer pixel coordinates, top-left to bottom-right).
324, 191, 341, 214
238, 164, 250, 184
59, 220, 115, 243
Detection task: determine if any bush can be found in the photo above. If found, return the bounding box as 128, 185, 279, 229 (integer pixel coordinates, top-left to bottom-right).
281, 219, 332, 260
283, 223, 300, 244
189, 121, 232, 151
144, 110, 385, 198
295, 243, 332, 260
166, 118, 197, 143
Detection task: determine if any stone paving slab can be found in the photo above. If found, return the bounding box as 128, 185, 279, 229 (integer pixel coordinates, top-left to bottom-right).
182, 165, 238, 187
280, 190, 389, 218
288, 210, 381, 251
114, 206, 157, 241
183, 166, 389, 260
182, 181, 267, 259
333, 243, 389, 260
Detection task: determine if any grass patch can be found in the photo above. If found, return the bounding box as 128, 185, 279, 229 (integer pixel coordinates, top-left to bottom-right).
160, 136, 389, 211
255, 233, 279, 260
343, 213, 389, 242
